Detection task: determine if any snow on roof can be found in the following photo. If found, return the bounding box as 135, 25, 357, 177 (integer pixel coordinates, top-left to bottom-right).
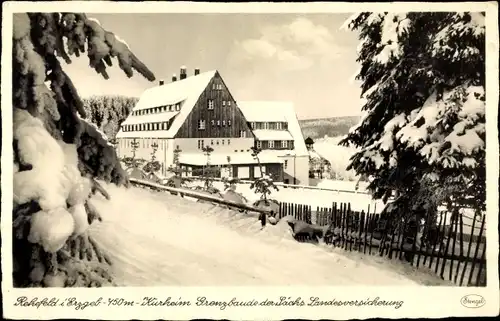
179, 152, 283, 166
123, 70, 216, 138
237, 101, 287, 122
238, 101, 309, 156
252, 129, 293, 141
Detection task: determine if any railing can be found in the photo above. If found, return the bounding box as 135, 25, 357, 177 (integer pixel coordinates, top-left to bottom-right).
129, 178, 272, 215
183, 175, 376, 195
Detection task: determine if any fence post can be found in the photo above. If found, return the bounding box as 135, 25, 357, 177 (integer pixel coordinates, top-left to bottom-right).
430, 212, 446, 272
449, 211, 460, 281
467, 215, 486, 286
358, 211, 364, 252
475, 242, 487, 287
454, 212, 465, 283
440, 211, 456, 280
459, 213, 477, 286
340, 203, 345, 249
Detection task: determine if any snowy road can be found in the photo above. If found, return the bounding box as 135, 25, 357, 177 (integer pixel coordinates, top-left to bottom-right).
88, 183, 449, 286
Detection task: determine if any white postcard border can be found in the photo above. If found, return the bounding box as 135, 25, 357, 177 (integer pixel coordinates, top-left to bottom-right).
1, 1, 499, 320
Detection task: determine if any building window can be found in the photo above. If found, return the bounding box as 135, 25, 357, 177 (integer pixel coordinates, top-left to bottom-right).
169, 105, 173, 112
269, 140, 275, 149
256, 141, 262, 149
228, 120, 232, 126
284, 160, 288, 169
211, 120, 215, 126
277, 122, 282, 130
212, 83, 216, 90
198, 140, 202, 149
222, 120, 226, 126
222, 139, 225, 145
281, 140, 288, 149
228, 101, 231, 106
228, 139, 231, 145
240, 130, 246, 138
216, 140, 220, 145
208, 100, 214, 110
263, 122, 269, 130
217, 120, 221, 126
211, 140, 214, 145
217, 84, 223, 90
198, 120, 206, 130
175, 103, 181, 111
222, 101, 226, 106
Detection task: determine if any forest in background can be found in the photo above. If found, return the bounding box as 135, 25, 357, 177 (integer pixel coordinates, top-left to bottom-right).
82, 95, 138, 141
299, 116, 360, 139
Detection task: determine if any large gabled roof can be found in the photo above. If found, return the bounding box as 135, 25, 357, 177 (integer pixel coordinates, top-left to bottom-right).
237, 101, 309, 157
116, 70, 216, 138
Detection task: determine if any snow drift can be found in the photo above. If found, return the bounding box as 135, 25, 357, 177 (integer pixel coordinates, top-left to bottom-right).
88, 183, 451, 286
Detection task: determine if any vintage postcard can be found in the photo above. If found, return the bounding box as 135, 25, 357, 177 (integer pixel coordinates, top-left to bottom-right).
1, 1, 499, 320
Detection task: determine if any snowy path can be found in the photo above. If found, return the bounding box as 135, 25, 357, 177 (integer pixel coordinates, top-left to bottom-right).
88, 183, 450, 286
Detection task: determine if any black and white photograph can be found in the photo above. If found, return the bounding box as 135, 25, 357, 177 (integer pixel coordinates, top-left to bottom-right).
2, 1, 499, 319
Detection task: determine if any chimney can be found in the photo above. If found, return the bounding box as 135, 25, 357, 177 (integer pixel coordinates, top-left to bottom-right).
194, 68, 200, 76
159, 79, 165, 86
171, 74, 177, 82
180, 66, 187, 80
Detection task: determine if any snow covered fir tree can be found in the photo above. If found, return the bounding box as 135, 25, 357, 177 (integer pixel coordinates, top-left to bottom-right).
12, 13, 155, 287
340, 13, 485, 236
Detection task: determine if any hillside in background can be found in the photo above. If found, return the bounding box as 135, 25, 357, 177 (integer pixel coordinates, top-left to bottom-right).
299, 116, 360, 139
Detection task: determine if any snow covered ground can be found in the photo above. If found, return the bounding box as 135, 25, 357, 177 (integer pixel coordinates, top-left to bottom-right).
88, 182, 451, 286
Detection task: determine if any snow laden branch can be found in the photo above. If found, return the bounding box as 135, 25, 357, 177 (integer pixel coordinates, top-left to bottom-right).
340, 12, 485, 213
12, 12, 156, 287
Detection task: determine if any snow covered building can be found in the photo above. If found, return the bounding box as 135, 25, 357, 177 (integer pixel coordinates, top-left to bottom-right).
115, 67, 309, 184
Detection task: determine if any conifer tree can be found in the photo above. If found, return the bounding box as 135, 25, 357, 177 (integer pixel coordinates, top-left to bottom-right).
12, 12, 155, 287
82, 95, 138, 140
340, 13, 485, 225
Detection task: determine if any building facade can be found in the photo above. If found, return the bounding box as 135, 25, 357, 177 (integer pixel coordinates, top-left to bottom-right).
116, 67, 309, 184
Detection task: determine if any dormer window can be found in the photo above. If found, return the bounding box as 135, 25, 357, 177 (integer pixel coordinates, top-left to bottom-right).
208, 100, 214, 110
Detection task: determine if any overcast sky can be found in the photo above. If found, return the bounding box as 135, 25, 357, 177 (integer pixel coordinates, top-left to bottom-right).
64, 13, 364, 120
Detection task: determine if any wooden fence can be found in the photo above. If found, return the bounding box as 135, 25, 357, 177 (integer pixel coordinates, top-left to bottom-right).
278, 201, 487, 287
